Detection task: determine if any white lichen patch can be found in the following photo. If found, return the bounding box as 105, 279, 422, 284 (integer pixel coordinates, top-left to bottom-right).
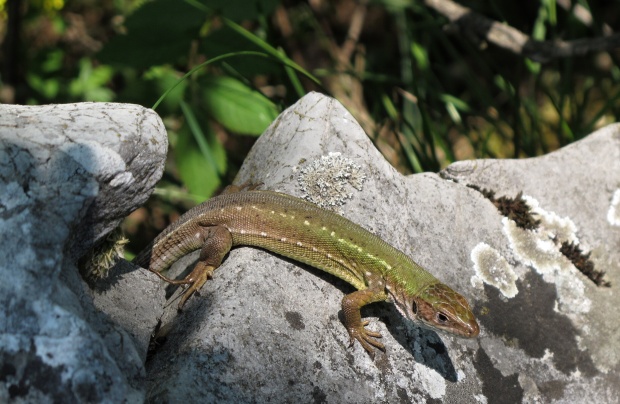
522, 196, 579, 245
297, 152, 366, 208
607, 189, 620, 226
554, 271, 591, 314
470, 243, 519, 298
518, 374, 543, 403
503, 196, 591, 315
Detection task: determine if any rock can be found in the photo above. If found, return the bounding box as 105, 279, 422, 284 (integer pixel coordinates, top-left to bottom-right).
442, 124, 620, 403
4, 94, 618, 403
0, 103, 167, 403
143, 93, 620, 403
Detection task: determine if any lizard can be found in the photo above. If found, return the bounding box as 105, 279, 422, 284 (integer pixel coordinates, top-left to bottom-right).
134, 186, 480, 354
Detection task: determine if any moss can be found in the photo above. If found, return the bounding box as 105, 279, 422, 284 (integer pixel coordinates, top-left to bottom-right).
560, 242, 611, 287
467, 185, 540, 230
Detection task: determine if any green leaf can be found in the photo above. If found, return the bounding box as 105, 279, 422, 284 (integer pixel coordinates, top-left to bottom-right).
174, 115, 227, 202
201, 75, 279, 135
41, 49, 64, 73
98, 0, 206, 69
410, 41, 429, 71
68, 58, 114, 101
143, 66, 187, 111
180, 100, 223, 176
27, 74, 60, 99
152, 51, 317, 111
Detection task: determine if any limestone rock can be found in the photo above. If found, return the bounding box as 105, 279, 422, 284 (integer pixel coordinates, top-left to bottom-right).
0, 103, 167, 403
144, 93, 620, 403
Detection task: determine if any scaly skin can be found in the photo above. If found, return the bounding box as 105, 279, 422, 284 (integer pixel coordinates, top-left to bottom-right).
134, 188, 479, 354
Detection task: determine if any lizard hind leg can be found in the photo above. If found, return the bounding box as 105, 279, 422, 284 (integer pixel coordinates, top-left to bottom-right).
176, 225, 233, 310
177, 261, 215, 309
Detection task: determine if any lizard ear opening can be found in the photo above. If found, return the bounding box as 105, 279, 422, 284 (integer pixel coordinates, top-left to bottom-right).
411, 300, 417, 315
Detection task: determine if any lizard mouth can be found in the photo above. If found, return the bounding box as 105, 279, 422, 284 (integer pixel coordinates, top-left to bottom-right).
417, 317, 479, 337
455, 319, 480, 338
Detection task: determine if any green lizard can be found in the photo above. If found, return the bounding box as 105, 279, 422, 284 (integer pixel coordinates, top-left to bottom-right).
134, 187, 479, 354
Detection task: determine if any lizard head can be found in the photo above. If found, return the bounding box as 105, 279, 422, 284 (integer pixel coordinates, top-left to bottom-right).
393, 283, 480, 338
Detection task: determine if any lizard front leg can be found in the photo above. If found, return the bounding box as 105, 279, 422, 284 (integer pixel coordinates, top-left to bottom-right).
341, 272, 388, 355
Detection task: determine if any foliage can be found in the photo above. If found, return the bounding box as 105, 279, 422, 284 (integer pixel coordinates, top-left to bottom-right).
2, 0, 619, 249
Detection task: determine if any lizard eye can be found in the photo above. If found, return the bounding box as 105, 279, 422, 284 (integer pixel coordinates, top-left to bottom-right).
436, 312, 448, 324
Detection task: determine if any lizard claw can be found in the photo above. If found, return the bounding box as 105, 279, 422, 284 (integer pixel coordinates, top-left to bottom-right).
347, 320, 385, 356
177, 262, 214, 310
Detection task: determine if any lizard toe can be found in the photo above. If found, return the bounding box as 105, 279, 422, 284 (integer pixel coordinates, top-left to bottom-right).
348, 322, 385, 355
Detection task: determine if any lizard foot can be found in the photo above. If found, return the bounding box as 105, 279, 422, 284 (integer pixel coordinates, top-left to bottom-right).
347, 320, 385, 356
177, 262, 215, 310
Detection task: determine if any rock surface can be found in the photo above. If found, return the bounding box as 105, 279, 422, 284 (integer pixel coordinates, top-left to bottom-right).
441, 124, 620, 403
0, 103, 167, 403
2, 95, 618, 403
144, 93, 620, 403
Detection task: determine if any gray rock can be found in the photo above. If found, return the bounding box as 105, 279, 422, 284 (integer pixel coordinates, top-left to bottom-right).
4, 94, 618, 404
144, 93, 620, 403
0, 103, 167, 403
442, 124, 620, 403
